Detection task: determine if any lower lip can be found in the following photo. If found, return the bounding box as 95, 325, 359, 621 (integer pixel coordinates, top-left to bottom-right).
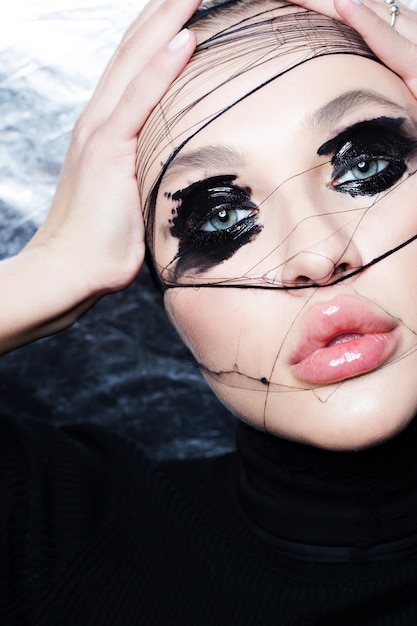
292, 330, 399, 385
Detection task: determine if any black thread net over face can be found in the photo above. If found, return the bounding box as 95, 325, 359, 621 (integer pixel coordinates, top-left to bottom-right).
136, 3, 417, 447
139, 5, 383, 284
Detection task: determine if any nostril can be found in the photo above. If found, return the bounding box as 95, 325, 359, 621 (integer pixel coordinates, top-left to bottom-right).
281, 243, 362, 291
335, 262, 351, 276
295, 275, 314, 286
294, 266, 337, 287
285, 274, 328, 289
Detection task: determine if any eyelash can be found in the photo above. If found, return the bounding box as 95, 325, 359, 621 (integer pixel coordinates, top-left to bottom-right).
332, 152, 407, 197
201, 205, 256, 231
318, 117, 416, 197
171, 178, 257, 233
166, 118, 416, 278
169, 175, 261, 276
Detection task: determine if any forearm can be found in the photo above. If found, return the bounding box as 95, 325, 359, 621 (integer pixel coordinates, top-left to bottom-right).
0, 246, 98, 355
0, 0, 199, 356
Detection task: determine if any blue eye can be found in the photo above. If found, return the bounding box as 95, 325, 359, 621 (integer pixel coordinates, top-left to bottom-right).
334, 158, 390, 184
202, 207, 256, 232
317, 117, 415, 198
169, 174, 262, 277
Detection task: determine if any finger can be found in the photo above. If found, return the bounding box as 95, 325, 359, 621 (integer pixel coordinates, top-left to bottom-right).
287, 0, 340, 20
365, 0, 417, 26
353, 1, 417, 40
94, 0, 167, 91
120, 0, 167, 45
334, 0, 417, 96
103, 28, 196, 144
83, 0, 201, 131
280, 0, 417, 28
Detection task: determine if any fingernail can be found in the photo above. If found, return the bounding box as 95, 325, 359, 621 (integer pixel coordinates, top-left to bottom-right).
351, 0, 363, 5
168, 29, 191, 51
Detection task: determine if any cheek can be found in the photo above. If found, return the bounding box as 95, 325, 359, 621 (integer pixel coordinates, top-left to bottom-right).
164, 289, 245, 370
364, 174, 417, 250
372, 241, 417, 325
164, 288, 293, 378
164, 288, 277, 430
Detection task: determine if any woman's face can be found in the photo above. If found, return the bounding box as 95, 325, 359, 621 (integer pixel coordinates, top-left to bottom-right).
141, 16, 417, 450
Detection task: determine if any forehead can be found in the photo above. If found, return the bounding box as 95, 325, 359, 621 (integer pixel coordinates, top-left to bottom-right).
137, 6, 376, 210
164, 58, 413, 189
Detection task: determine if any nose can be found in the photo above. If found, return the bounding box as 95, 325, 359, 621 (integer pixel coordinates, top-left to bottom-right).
280, 197, 363, 290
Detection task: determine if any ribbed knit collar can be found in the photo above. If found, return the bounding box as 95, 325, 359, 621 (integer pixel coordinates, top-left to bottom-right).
234, 418, 417, 562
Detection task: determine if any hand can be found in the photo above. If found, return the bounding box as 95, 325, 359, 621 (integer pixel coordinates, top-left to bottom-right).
27, 0, 199, 295
0, 0, 199, 354
290, 0, 417, 98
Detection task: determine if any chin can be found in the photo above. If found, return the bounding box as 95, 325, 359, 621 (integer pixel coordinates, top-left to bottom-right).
283, 412, 415, 452
213, 376, 417, 452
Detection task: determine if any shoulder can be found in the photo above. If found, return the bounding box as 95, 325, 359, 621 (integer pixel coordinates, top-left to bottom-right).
0, 412, 235, 544
0, 413, 158, 617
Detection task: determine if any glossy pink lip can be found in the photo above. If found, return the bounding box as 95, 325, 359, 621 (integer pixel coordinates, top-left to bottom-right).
290, 296, 400, 385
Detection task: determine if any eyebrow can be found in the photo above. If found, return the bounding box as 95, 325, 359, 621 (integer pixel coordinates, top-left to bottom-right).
161, 90, 409, 188
161, 144, 244, 188
310, 89, 408, 129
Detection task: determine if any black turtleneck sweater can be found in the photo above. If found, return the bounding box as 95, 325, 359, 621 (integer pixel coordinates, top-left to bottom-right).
2, 412, 417, 625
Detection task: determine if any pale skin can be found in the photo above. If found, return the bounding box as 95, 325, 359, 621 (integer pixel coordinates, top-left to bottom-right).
149, 52, 417, 450
1, 0, 417, 451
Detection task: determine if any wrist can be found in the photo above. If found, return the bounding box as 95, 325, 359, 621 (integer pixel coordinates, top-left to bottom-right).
27, 224, 145, 297
0, 245, 101, 355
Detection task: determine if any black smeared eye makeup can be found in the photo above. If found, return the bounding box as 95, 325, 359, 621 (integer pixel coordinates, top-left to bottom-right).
167, 174, 261, 277
318, 117, 417, 197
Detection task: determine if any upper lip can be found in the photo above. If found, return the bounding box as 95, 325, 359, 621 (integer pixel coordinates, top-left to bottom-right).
290, 295, 399, 366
